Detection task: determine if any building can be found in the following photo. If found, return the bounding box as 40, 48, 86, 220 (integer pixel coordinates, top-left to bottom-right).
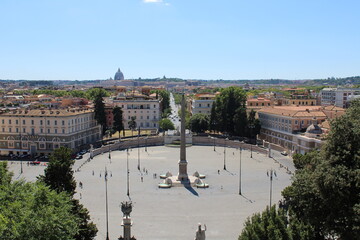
320, 88, 360, 108
258, 105, 345, 155
0, 108, 101, 156
114, 68, 125, 80
191, 93, 216, 115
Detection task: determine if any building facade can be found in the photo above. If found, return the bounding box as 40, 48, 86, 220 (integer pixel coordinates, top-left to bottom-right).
191, 94, 216, 115
0, 108, 101, 156
258, 106, 344, 155
320, 88, 360, 108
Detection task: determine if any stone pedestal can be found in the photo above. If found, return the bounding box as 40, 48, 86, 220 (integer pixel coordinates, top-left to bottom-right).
177, 160, 188, 181
121, 217, 132, 240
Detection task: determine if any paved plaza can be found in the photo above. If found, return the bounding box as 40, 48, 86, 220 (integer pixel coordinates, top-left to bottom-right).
7, 145, 294, 240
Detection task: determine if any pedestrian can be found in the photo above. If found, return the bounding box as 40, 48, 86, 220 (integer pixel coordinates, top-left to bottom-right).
146, 169, 148, 175
100, 173, 101, 177
218, 170, 220, 174
92, 170, 94, 176
141, 176, 143, 182
80, 193, 82, 199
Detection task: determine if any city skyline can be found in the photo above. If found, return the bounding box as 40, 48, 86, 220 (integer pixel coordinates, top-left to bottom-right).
1, 0, 360, 80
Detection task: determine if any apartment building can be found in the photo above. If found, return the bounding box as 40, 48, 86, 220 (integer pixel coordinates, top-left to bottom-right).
112, 99, 161, 129
191, 93, 216, 115
0, 108, 101, 156
258, 105, 344, 155
320, 88, 360, 108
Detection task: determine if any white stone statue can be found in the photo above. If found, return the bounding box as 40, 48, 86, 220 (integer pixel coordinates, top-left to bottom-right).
195, 223, 206, 240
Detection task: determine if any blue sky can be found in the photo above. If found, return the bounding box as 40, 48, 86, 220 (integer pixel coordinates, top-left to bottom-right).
0, 0, 359, 80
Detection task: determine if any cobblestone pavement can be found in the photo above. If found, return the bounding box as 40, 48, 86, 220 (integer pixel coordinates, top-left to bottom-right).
6, 146, 294, 240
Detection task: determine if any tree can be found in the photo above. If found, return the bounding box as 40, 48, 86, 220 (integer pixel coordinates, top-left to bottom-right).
113, 106, 124, 139
86, 87, 110, 101
282, 99, 360, 239
39, 146, 76, 195
210, 86, 247, 136
0, 162, 80, 240
38, 147, 98, 239
94, 93, 107, 135
151, 90, 171, 114
189, 113, 209, 133
239, 206, 314, 240
128, 116, 137, 136
159, 118, 175, 131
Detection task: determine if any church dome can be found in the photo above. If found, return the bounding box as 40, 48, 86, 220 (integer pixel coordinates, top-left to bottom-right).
114, 68, 124, 80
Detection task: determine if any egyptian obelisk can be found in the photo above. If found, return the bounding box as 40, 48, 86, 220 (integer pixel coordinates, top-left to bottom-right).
177, 94, 188, 181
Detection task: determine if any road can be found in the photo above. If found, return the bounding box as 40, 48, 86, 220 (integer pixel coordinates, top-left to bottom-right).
169, 93, 180, 130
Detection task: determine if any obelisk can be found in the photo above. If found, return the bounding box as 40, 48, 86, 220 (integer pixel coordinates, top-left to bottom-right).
177, 94, 188, 181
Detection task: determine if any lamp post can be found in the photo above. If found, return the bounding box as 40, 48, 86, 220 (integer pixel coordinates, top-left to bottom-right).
145, 136, 148, 152
137, 127, 140, 171
108, 144, 111, 163
127, 148, 130, 197
267, 169, 276, 206
239, 147, 242, 195
223, 138, 228, 170
249, 124, 255, 158
213, 137, 216, 151
101, 167, 112, 240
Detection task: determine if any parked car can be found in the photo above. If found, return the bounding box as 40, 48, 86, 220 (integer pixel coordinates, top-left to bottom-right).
75, 155, 83, 160
281, 151, 288, 156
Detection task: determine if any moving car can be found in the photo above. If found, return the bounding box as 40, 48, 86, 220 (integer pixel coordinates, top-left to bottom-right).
281, 151, 288, 156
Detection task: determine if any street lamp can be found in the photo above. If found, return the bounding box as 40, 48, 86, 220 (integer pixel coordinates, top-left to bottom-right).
100, 167, 112, 240
108, 144, 111, 163
145, 136, 148, 152
127, 148, 130, 197
223, 138, 228, 170
249, 124, 255, 158
137, 127, 140, 171
213, 137, 216, 151
267, 169, 276, 206
239, 147, 242, 195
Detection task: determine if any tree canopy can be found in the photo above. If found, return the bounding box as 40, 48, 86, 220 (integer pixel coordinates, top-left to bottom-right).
282, 99, 360, 239
159, 118, 175, 131
113, 106, 124, 138
0, 162, 79, 240
189, 113, 209, 133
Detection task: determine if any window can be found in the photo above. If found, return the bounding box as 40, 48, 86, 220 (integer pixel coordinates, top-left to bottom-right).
23, 120, 25, 124
16, 120, 18, 124
31, 128, 34, 135
55, 120, 57, 126
31, 120, 34, 125
55, 129, 57, 134
2, 128, 4, 132
16, 128, 18, 133
62, 120, 65, 126
41, 128, 43, 133
8, 120, 11, 124
295, 120, 298, 125
62, 129, 65, 134
40, 120, 43, 125
1, 120, 4, 124
154, 105, 156, 108
48, 129, 50, 134
9, 128, 11, 133
147, 116, 149, 119
199, 104, 202, 107
47, 120, 50, 125
23, 128, 26, 133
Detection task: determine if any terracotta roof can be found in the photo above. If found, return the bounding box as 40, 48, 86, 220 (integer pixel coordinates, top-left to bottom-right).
1, 108, 93, 117
258, 106, 326, 118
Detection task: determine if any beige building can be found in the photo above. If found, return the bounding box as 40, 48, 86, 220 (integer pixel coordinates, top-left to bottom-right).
258, 106, 344, 155
0, 108, 101, 156
191, 93, 216, 115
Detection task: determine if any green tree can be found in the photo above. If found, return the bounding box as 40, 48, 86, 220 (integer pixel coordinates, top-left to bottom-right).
85, 87, 110, 101
38, 147, 98, 240
128, 116, 137, 136
159, 118, 175, 131
189, 113, 209, 133
282, 99, 360, 239
239, 206, 314, 240
113, 106, 124, 139
247, 109, 261, 139
94, 93, 107, 135
39, 146, 76, 195
210, 86, 247, 136
0, 162, 79, 240
151, 90, 171, 114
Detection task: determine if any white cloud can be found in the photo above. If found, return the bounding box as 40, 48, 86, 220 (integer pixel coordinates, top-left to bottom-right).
143, 0, 163, 3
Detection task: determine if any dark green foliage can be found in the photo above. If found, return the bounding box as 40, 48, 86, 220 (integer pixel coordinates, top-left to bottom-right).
128, 116, 137, 131
38, 147, 98, 239
113, 106, 124, 139
189, 113, 209, 133
93, 91, 107, 135
210, 86, 248, 136
151, 90, 171, 114
282, 99, 360, 239
159, 118, 175, 131
239, 206, 314, 240
39, 147, 76, 195
0, 162, 79, 240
